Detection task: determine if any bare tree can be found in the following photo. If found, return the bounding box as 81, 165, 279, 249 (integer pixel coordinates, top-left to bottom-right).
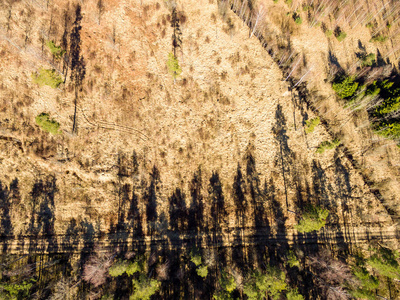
249, 5, 266, 38
83, 249, 114, 287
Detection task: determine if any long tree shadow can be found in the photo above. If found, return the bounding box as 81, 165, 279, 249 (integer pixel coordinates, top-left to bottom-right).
188, 167, 205, 249
27, 176, 58, 253
0, 180, 15, 253
144, 165, 160, 237
272, 104, 294, 210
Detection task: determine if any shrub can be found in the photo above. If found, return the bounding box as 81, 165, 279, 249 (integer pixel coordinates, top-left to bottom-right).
332, 76, 359, 99
190, 254, 202, 267
295, 206, 329, 233
360, 53, 376, 67
316, 139, 340, 154
243, 267, 287, 300
109, 260, 129, 277
370, 35, 388, 43
286, 289, 304, 300
46, 41, 66, 59
32, 68, 63, 88
130, 275, 161, 300
305, 117, 320, 133
196, 265, 208, 278
375, 121, 400, 138
336, 31, 347, 42
35, 113, 61, 135
287, 251, 300, 268
0, 280, 35, 299
367, 247, 400, 279
167, 52, 182, 79
325, 30, 333, 37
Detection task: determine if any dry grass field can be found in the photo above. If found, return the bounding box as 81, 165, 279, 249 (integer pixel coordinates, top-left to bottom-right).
0, 0, 396, 242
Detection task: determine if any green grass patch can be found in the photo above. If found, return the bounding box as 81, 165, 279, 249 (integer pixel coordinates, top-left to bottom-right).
305, 117, 320, 133
35, 113, 61, 135
316, 139, 340, 153
295, 205, 329, 233
32, 68, 63, 88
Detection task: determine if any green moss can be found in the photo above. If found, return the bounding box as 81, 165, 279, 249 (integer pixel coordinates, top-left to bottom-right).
32, 68, 63, 88
332, 76, 358, 99
35, 113, 61, 135
305, 117, 320, 133
295, 206, 329, 233
316, 139, 340, 154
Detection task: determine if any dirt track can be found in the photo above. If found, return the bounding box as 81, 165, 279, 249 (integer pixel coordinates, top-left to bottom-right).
1, 225, 397, 254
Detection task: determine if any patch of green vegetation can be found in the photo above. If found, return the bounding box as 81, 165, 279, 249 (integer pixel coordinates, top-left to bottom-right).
325, 29, 333, 37
370, 35, 388, 43
243, 267, 287, 300
190, 254, 202, 267
295, 205, 329, 233
335, 31, 347, 42
167, 52, 182, 80
294, 16, 302, 24
130, 275, 160, 300
305, 117, 320, 133
287, 251, 300, 268
213, 271, 237, 300
332, 76, 359, 99
109, 259, 143, 277
360, 53, 376, 67
367, 246, 400, 279
366, 22, 374, 28
285, 0, 292, 6
196, 265, 208, 278
46, 41, 66, 59
32, 68, 63, 88
374, 80, 400, 115
286, 289, 304, 300
316, 139, 340, 154
273, 0, 279, 3
0, 279, 35, 299
375, 121, 400, 139
35, 113, 61, 135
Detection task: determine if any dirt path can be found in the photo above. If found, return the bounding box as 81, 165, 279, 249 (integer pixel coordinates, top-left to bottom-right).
1, 225, 397, 254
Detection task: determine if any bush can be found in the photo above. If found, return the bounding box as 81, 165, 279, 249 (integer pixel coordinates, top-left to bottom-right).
32, 68, 63, 88
35, 113, 61, 135
360, 53, 376, 67
109, 260, 129, 277
305, 117, 320, 133
325, 30, 333, 37
336, 31, 347, 42
375, 121, 400, 138
46, 41, 66, 59
295, 206, 329, 233
196, 265, 208, 278
316, 139, 340, 154
370, 35, 388, 43
130, 275, 161, 300
190, 254, 202, 267
332, 76, 359, 98
167, 52, 182, 79
287, 251, 300, 268
286, 289, 304, 300
243, 267, 287, 300
367, 247, 400, 279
